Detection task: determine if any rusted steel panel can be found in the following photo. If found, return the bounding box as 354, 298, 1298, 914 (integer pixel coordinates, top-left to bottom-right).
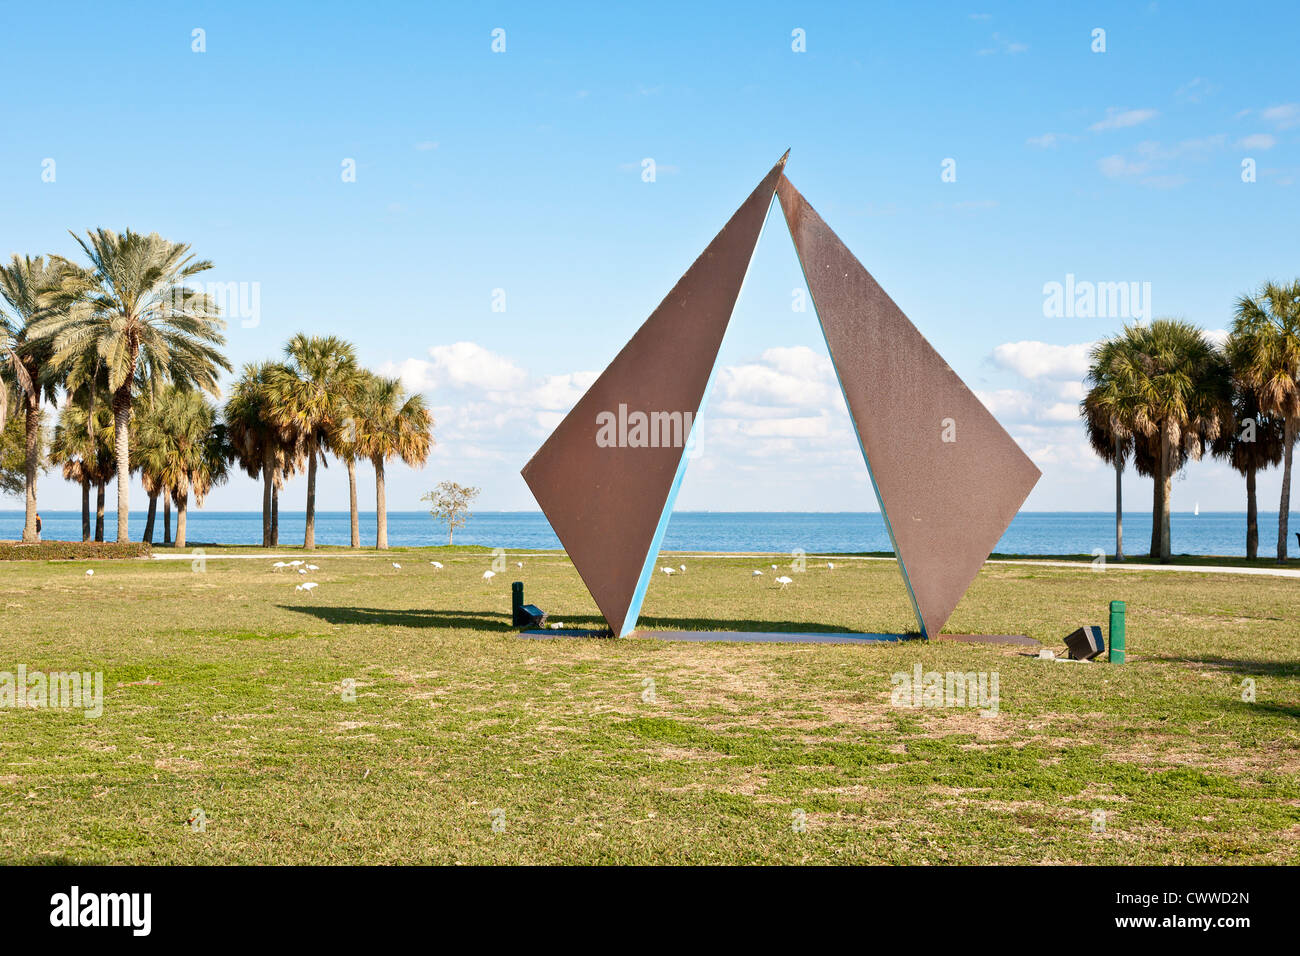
776, 174, 1040, 637
521, 153, 789, 635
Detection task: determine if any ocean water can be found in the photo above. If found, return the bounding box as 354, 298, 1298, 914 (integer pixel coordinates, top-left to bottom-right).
4, 509, 1297, 557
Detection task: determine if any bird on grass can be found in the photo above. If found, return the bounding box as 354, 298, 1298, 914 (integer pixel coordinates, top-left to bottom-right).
272, 561, 288, 570
85, 569, 94, 577
297, 568, 306, 575
289, 560, 304, 567
827, 562, 835, 570
679, 564, 686, 572
295, 582, 318, 592
430, 561, 443, 569
306, 564, 320, 571
661, 566, 675, 576
775, 575, 793, 588
392, 562, 401, 570
482, 570, 496, 581
752, 570, 763, 577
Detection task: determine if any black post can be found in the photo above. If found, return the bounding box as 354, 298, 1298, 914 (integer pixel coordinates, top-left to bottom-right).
512, 581, 524, 625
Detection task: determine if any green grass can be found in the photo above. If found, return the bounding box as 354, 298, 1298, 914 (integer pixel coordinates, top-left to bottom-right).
0, 547, 1296, 864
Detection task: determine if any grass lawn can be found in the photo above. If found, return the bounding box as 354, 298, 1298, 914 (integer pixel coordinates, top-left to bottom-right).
0, 547, 1296, 864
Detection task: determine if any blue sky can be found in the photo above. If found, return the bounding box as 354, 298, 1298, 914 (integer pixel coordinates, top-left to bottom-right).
2, 0, 1298, 514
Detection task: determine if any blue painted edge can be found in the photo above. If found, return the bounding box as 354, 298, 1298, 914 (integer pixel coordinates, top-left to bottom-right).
785, 245, 928, 639
619, 195, 778, 637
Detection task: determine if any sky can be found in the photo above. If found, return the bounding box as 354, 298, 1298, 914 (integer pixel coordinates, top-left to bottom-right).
2, 0, 1298, 516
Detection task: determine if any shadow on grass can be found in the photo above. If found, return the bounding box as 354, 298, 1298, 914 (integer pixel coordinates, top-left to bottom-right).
279, 605, 514, 632
1152, 654, 1300, 679
636, 615, 920, 636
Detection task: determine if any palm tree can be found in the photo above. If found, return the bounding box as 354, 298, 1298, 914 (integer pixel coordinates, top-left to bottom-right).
48, 396, 115, 542
1214, 336, 1286, 559
35, 229, 229, 542
225, 363, 300, 547
1084, 321, 1231, 562
1080, 380, 1136, 562
328, 370, 373, 548
353, 375, 434, 548
134, 387, 228, 548
264, 336, 359, 549
1232, 280, 1300, 562
0, 256, 74, 542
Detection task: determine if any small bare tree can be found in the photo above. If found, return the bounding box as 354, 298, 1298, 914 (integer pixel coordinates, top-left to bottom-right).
422, 480, 480, 545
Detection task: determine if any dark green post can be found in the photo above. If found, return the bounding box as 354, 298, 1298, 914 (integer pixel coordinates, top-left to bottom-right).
1109, 600, 1126, 664
512, 581, 524, 623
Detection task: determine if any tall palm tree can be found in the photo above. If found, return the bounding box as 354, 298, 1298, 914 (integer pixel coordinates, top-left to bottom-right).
0, 256, 74, 542
328, 370, 372, 548
1213, 336, 1285, 560
353, 375, 434, 549
265, 336, 359, 549
48, 396, 115, 542
1084, 321, 1231, 562
134, 387, 228, 548
1081, 377, 1137, 562
35, 229, 229, 542
1232, 280, 1300, 562
225, 363, 300, 547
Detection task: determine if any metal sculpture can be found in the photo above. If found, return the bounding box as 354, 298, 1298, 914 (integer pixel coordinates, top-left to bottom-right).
522, 153, 1039, 637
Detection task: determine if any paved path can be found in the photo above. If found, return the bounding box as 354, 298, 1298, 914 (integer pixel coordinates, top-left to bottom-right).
146, 550, 1300, 580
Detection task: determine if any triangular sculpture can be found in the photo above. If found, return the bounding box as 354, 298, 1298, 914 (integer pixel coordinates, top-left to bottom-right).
523, 155, 1040, 638
521, 153, 789, 635
776, 175, 1040, 637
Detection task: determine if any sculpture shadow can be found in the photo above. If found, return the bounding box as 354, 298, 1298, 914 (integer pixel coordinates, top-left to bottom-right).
279, 605, 514, 632
635, 614, 920, 637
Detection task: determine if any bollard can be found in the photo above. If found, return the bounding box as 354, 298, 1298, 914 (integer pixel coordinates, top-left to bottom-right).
1108, 600, 1126, 664
512, 582, 524, 623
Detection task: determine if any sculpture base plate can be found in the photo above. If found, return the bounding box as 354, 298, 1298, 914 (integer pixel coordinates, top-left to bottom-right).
520, 629, 1038, 647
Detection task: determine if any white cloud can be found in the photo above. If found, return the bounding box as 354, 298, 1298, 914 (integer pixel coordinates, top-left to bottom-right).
990, 341, 1093, 380
1261, 103, 1300, 129
1238, 133, 1276, 150
716, 346, 836, 409
974, 389, 1036, 420
1098, 154, 1152, 179
1089, 108, 1158, 132
392, 341, 529, 394
976, 32, 1027, 55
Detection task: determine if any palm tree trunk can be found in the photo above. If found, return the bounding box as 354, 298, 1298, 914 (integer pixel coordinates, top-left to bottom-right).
1279, 416, 1296, 563
374, 457, 388, 549
142, 490, 158, 544
261, 447, 274, 547
1159, 426, 1174, 563
163, 491, 171, 545
1113, 454, 1124, 562
1149, 452, 1163, 560
304, 446, 317, 550
21, 397, 40, 543
175, 494, 188, 549
347, 458, 359, 548
112, 387, 131, 542
80, 478, 90, 542
1246, 463, 1259, 560
271, 487, 279, 546
94, 482, 106, 542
